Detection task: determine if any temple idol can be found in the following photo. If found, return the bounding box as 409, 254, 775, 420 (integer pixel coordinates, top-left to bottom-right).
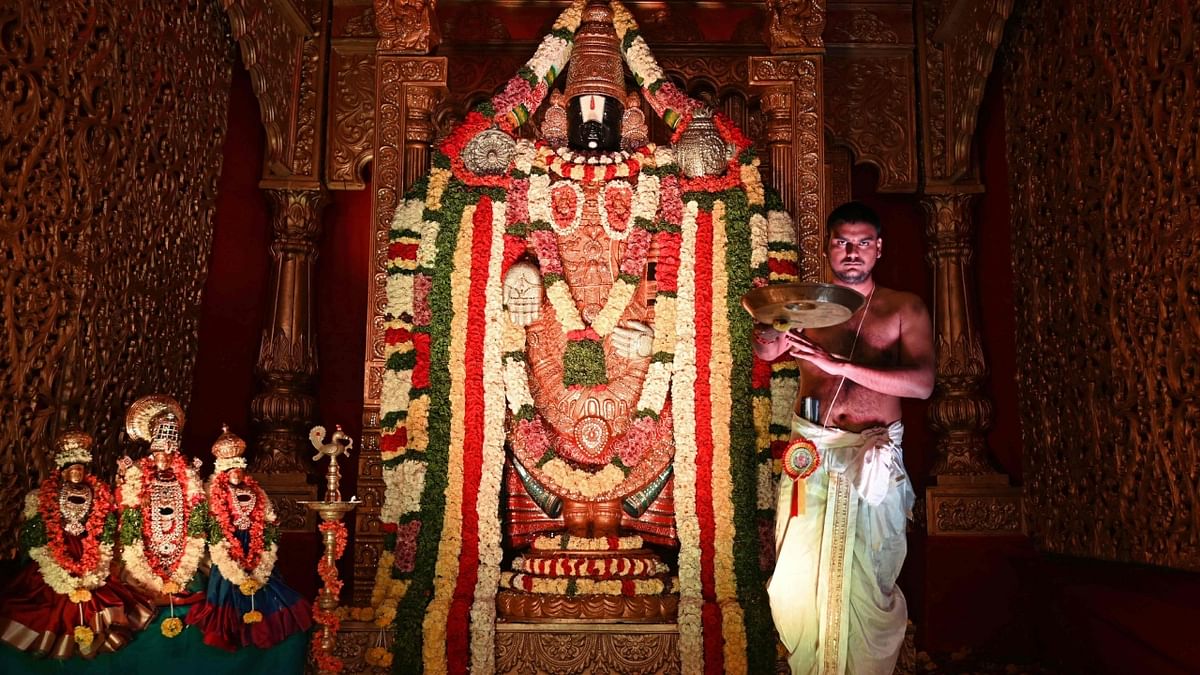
2, 0, 1198, 674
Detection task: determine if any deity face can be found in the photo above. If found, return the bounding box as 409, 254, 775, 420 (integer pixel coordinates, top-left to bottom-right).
827, 221, 882, 284
63, 463, 87, 485
568, 94, 623, 152
152, 450, 171, 473
228, 467, 245, 486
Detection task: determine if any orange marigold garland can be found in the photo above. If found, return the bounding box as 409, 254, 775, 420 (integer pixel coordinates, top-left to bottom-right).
311, 521, 349, 673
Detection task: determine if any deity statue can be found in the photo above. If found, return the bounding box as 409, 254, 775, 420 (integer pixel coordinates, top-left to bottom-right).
185, 426, 312, 650
375, 1, 799, 670
0, 430, 155, 659
116, 395, 208, 638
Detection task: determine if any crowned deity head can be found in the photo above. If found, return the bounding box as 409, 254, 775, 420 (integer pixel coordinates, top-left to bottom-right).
545, 0, 648, 153
211, 424, 248, 485
126, 394, 186, 477
53, 429, 94, 484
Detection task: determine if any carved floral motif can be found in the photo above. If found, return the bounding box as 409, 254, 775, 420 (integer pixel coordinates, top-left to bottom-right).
0, 0, 232, 556
824, 54, 917, 192
1005, 0, 1200, 570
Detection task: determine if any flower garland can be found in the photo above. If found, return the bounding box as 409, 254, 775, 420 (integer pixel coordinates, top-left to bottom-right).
117, 455, 207, 596
206, 472, 279, 596
611, 0, 703, 130
513, 555, 668, 578
312, 520, 348, 674
24, 475, 117, 596
499, 571, 677, 596
530, 534, 643, 551
485, 0, 585, 132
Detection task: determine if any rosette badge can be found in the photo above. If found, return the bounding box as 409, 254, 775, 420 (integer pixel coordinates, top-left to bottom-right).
783, 436, 821, 481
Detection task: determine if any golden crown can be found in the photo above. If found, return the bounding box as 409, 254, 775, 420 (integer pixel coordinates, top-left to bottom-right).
125, 394, 185, 452
564, 0, 627, 103
53, 429, 94, 468
211, 424, 247, 460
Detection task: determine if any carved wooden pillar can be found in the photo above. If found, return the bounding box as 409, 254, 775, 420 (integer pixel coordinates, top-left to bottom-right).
749, 55, 826, 282
921, 185, 1022, 536
353, 2, 447, 605
250, 184, 330, 530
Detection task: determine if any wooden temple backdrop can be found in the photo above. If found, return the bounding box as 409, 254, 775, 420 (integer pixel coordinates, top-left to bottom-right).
3, 0, 1199, 668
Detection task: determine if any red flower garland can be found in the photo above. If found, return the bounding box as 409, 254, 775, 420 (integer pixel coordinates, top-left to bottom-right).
208, 472, 267, 569
37, 473, 113, 578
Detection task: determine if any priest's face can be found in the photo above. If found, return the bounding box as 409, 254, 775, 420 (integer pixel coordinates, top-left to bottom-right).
827, 221, 882, 284
568, 94, 622, 152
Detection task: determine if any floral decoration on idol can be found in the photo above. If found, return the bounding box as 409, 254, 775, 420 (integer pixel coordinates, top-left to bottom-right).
366, 0, 802, 672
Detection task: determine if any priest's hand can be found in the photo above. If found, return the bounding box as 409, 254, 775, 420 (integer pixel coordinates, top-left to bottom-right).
612, 320, 654, 359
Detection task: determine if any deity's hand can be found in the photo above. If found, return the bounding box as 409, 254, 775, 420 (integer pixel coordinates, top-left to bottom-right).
504, 261, 543, 327
612, 321, 655, 359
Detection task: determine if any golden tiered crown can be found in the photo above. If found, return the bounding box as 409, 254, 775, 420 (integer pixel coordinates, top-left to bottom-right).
212, 424, 248, 472
564, 0, 627, 103
125, 394, 186, 453
53, 429, 94, 468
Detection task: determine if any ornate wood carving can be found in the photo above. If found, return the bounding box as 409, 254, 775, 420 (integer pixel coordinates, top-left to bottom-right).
222, 0, 329, 181
328, 41, 377, 189
824, 50, 918, 193
0, 0, 233, 556
375, 0, 441, 53
1005, 0, 1200, 569
750, 56, 825, 282
921, 190, 991, 476
333, 620, 392, 674
765, 0, 826, 53
918, 0, 1014, 182
921, 188, 1023, 536
495, 623, 680, 674
826, 7, 907, 45
929, 493, 1023, 535
250, 187, 329, 480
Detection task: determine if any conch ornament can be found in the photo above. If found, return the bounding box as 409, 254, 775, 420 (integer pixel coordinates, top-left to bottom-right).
674, 107, 734, 178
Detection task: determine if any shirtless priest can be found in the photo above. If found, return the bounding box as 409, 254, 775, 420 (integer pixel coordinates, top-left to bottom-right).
752, 201, 934, 675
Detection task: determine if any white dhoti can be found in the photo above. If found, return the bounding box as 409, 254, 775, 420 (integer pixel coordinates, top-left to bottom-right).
767, 415, 916, 675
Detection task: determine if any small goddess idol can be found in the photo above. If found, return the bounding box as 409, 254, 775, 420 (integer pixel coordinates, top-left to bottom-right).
0, 430, 155, 658
116, 394, 208, 638
185, 426, 312, 650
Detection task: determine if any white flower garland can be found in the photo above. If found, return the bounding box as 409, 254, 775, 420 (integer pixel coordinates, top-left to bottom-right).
539, 458, 626, 498
381, 460, 428, 523
209, 539, 277, 589
672, 200, 705, 672
118, 460, 207, 594
469, 197, 511, 674
530, 534, 644, 551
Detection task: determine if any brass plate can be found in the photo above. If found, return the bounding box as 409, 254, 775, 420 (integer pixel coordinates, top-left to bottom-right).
740, 283, 865, 329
